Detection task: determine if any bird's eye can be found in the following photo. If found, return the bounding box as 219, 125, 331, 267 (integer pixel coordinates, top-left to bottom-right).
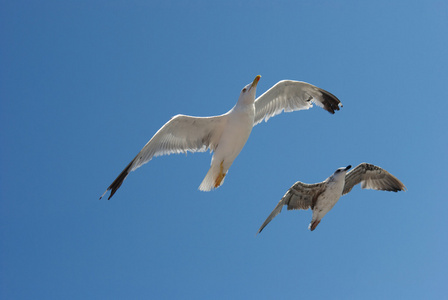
242, 88, 247, 93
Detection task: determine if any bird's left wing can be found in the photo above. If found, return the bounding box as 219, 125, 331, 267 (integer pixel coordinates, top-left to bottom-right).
343, 163, 407, 195
101, 114, 228, 200
257, 181, 324, 234
253, 80, 342, 126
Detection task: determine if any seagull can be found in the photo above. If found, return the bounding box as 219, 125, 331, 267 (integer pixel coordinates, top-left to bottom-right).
100, 75, 342, 200
258, 163, 406, 233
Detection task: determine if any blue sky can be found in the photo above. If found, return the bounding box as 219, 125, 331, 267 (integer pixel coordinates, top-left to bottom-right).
1, 1, 447, 299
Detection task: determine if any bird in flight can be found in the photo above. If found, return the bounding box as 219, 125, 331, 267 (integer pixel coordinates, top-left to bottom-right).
100, 75, 342, 200
258, 163, 406, 233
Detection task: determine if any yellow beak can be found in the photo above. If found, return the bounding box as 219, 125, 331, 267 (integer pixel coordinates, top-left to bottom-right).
252, 75, 261, 88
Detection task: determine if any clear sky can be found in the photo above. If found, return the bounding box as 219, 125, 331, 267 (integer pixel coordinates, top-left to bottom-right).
1, 1, 447, 299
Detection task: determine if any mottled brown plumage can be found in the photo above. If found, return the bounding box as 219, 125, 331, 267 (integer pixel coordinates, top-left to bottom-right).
258, 163, 406, 233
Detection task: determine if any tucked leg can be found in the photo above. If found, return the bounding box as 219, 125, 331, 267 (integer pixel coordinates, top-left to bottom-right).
309, 220, 320, 231
214, 161, 226, 188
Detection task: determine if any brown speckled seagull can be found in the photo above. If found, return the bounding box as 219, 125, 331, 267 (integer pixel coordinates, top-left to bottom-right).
258, 163, 406, 233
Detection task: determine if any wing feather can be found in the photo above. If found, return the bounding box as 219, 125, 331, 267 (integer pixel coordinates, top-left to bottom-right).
101, 114, 228, 200
343, 163, 407, 195
257, 181, 324, 233
253, 80, 342, 126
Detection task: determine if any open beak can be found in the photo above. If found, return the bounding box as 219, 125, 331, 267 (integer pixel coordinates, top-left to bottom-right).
252, 75, 261, 88
345, 165, 352, 171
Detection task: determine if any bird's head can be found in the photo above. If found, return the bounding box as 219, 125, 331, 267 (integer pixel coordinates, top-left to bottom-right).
238, 75, 261, 104
330, 165, 351, 181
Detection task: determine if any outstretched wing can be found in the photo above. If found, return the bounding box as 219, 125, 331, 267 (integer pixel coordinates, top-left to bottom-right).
257, 181, 325, 234
343, 163, 407, 195
101, 114, 228, 200
253, 80, 342, 126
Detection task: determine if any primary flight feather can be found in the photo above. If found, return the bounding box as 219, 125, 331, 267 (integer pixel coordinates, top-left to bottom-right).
100, 75, 342, 200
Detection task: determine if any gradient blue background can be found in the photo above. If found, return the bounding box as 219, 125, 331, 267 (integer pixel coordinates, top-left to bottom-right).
1, 1, 447, 299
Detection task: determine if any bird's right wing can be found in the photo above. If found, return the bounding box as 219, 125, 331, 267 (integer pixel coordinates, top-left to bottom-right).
343, 163, 407, 195
257, 181, 324, 234
253, 80, 342, 126
101, 114, 228, 200
129, 114, 228, 169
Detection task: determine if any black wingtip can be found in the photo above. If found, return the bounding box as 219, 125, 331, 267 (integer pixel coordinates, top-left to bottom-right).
104, 160, 134, 200
319, 88, 342, 114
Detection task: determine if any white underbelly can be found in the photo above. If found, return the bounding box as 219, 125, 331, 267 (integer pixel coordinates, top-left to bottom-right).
213, 109, 254, 169
313, 183, 344, 219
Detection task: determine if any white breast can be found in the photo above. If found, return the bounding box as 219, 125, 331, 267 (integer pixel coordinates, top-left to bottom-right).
312, 179, 345, 220
213, 105, 254, 169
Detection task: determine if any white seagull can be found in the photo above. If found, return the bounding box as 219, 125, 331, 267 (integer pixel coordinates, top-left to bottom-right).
258, 163, 406, 233
100, 75, 342, 200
